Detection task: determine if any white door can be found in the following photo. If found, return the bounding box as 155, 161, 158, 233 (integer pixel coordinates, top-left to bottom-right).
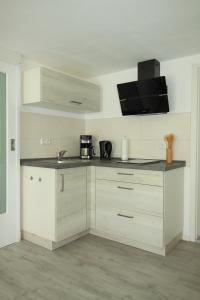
0, 61, 20, 248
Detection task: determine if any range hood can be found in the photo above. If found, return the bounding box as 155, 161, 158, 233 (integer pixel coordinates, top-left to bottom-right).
117, 59, 169, 116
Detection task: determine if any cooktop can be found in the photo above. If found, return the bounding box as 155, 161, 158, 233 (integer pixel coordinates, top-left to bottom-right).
117, 159, 160, 164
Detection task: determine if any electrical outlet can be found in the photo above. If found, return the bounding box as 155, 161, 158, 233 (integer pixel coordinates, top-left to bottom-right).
46, 137, 52, 145
40, 137, 52, 145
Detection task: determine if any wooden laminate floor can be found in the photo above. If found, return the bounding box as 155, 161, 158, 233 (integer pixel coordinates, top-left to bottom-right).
0, 234, 200, 300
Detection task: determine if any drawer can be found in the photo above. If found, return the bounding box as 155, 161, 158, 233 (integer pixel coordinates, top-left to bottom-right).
96, 180, 163, 217
96, 167, 163, 186
96, 211, 163, 248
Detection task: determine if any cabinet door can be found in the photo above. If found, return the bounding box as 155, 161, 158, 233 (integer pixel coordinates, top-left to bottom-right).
23, 67, 100, 112
41, 67, 100, 112
56, 167, 87, 241
22, 167, 56, 241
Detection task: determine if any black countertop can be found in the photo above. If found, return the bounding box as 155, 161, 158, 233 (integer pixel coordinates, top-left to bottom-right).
20, 157, 186, 172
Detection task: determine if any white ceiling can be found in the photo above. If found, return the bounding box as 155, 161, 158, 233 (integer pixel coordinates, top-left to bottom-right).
0, 0, 200, 77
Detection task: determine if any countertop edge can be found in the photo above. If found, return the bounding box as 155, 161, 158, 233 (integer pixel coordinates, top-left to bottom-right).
20, 158, 186, 172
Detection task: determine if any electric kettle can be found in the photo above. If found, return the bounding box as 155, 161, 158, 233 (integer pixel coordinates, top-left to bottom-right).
99, 141, 112, 159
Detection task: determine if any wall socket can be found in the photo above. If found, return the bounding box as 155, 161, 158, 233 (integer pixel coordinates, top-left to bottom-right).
40, 137, 52, 145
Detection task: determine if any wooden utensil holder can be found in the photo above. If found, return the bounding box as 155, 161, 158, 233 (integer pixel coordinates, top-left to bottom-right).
164, 134, 174, 164
166, 148, 173, 164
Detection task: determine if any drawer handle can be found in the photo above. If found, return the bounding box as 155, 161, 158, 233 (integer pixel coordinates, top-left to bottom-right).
60, 174, 64, 192
70, 100, 82, 105
38, 177, 42, 182
30, 176, 33, 180
117, 213, 134, 219
117, 172, 134, 176
117, 186, 134, 190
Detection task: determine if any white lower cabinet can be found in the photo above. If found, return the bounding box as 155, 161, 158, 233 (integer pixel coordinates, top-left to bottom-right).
22, 165, 184, 255
92, 167, 184, 255
22, 166, 87, 250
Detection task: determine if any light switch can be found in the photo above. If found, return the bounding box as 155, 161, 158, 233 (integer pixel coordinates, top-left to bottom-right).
11, 139, 15, 151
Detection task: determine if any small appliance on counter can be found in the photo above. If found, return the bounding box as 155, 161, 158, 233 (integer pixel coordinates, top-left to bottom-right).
80, 135, 94, 159
99, 141, 112, 159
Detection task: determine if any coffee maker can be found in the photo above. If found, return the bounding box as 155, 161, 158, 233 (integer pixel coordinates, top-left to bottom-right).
80, 135, 94, 159
99, 141, 112, 159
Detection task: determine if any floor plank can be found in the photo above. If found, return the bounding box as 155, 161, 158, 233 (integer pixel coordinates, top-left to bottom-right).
0, 234, 200, 300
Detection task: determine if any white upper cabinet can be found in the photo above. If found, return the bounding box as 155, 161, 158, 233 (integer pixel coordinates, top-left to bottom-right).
23, 67, 101, 113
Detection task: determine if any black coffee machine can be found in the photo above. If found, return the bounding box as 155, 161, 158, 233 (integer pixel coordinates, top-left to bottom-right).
99, 141, 112, 159
80, 135, 94, 159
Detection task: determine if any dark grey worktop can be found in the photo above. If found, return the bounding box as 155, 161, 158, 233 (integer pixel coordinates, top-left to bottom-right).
20, 157, 186, 171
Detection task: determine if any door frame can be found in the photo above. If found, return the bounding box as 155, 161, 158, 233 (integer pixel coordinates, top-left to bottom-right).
0, 61, 20, 247
191, 63, 200, 241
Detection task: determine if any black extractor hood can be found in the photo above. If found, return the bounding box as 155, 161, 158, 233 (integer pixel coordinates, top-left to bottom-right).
117, 59, 169, 116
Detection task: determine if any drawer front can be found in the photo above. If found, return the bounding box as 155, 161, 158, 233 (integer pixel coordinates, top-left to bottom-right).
96, 180, 163, 217
96, 167, 163, 186
96, 211, 163, 248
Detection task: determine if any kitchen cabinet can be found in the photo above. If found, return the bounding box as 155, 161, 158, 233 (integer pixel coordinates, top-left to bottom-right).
22, 166, 87, 250
23, 67, 101, 113
21, 164, 184, 255
92, 167, 184, 255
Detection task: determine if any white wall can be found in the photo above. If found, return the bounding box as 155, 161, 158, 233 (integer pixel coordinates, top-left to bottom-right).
0, 45, 21, 65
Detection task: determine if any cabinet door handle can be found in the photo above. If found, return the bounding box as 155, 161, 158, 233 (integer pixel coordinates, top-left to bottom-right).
30, 176, 33, 180
117, 213, 134, 219
70, 100, 82, 105
117, 186, 134, 190
60, 174, 64, 192
117, 172, 134, 176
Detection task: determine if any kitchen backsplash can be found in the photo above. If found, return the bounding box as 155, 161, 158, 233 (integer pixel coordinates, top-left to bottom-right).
21, 112, 190, 165
21, 112, 85, 158
85, 112, 191, 165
